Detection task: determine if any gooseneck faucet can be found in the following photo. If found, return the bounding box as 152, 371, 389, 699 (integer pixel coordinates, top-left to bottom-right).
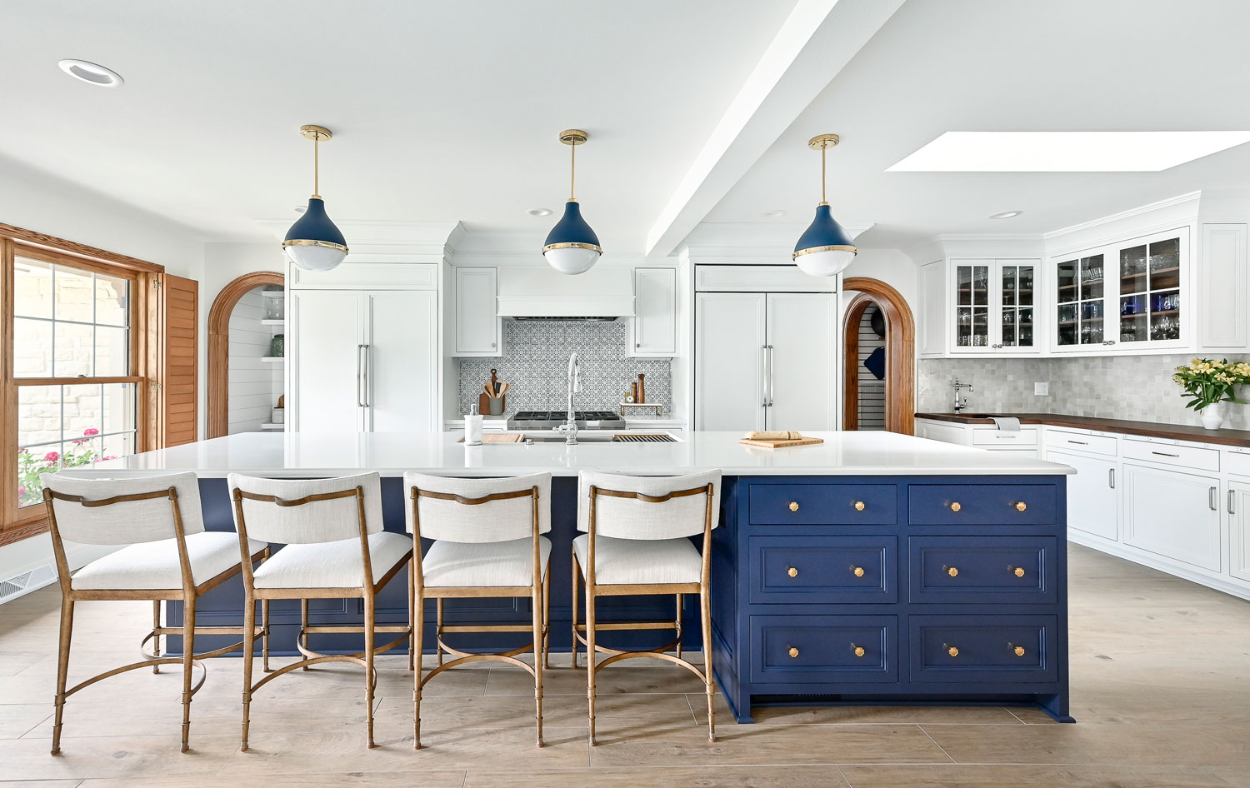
952, 378, 973, 414
558, 352, 581, 445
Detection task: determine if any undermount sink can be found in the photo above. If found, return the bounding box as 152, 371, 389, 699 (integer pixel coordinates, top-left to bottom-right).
518, 431, 680, 444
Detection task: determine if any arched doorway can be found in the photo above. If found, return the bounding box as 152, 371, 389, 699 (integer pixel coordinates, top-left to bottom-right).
842, 277, 915, 436
207, 271, 284, 439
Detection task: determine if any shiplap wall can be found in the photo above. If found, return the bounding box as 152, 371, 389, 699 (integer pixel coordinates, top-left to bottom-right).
227, 289, 282, 434
857, 304, 885, 430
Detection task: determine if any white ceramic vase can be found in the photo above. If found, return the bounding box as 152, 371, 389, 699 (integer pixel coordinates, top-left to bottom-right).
1201, 401, 1227, 430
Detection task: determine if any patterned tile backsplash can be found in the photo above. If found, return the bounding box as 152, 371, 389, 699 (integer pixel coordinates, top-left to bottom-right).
918, 353, 1250, 430
458, 320, 671, 415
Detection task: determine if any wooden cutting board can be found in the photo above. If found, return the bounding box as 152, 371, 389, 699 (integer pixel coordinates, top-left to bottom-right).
739, 436, 825, 449
459, 433, 524, 444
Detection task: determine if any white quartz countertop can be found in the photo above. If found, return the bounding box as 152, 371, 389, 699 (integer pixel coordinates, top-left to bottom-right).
60, 431, 1074, 479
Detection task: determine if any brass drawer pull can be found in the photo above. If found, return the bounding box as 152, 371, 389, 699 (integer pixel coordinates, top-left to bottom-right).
852, 566, 865, 578
945, 565, 959, 577
787, 566, 798, 578
853, 500, 865, 511
852, 644, 866, 658
1010, 565, 1025, 577
1014, 501, 1027, 512
788, 647, 799, 658
946, 645, 959, 657
1011, 643, 1026, 657
947, 501, 962, 512
788, 501, 799, 512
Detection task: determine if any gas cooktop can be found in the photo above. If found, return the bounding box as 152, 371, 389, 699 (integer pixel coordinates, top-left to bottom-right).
510, 410, 626, 430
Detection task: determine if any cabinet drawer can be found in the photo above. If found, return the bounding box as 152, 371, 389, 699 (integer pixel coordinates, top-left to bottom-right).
749, 484, 897, 525
748, 536, 897, 604
909, 615, 1057, 684
1047, 429, 1117, 457
908, 484, 1057, 525
909, 537, 1057, 604
750, 615, 898, 684
1226, 449, 1250, 478
1122, 438, 1219, 472
971, 429, 1037, 446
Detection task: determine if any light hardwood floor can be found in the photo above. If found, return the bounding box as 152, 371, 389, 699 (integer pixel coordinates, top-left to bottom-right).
1, 544, 1248, 787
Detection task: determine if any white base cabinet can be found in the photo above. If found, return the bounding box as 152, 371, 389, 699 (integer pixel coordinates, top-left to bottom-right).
1228, 481, 1250, 583
1122, 463, 1221, 572
1046, 449, 1117, 542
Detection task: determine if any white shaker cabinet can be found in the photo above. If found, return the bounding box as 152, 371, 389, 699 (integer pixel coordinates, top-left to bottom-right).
289, 290, 363, 433
1229, 480, 1250, 583
1122, 463, 1221, 572
918, 258, 1040, 357
453, 267, 500, 356
365, 291, 438, 432
629, 267, 676, 357
695, 292, 766, 432
766, 293, 837, 430
1047, 449, 1118, 542
1198, 223, 1248, 349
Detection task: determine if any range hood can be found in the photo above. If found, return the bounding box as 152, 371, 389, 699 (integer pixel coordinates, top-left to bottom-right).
496, 266, 635, 319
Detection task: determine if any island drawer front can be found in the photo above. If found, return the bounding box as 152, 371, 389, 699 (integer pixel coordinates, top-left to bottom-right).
909, 615, 1058, 684
748, 484, 897, 525
1122, 438, 1219, 472
1048, 429, 1117, 456
908, 484, 1057, 525
748, 536, 897, 604
909, 536, 1057, 604
750, 615, 898, 684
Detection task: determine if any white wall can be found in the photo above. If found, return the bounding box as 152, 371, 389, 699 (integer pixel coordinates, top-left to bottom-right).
227, 288, 282, 433
841, 247, 919, 313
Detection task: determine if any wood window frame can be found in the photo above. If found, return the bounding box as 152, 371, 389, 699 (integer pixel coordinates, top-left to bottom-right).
1, 224, 165, 537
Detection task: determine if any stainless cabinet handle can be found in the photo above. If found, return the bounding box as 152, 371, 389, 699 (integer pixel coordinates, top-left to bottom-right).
356, 345, 365, 407
767, 345, 775, 407
1230, 489, 1236, 515
1209, 486, 1218, 512
761, 345, 769, 407
1102, 340, 1116, 345
1152, 451, 1180, 458
1108, 468, 1115, 489
1067, 439, 1088, 445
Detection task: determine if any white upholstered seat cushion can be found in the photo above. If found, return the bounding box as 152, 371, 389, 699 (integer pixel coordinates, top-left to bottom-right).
422, 536, 551, 588
572, 534, 702, 585
71, 532, 266, 591
251, 531, 412, 589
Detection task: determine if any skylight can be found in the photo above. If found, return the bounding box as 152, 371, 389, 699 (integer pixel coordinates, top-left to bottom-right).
887, 131, 1250, 172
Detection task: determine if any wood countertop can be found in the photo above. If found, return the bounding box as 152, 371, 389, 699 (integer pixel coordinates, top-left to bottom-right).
915, 412, 1250, 448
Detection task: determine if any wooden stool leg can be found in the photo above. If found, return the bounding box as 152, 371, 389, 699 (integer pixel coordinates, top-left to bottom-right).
586, 587, 597, 747
675, 593, 683, 661
240, 596, 256, 752
413, 590, 424, 750
180, 595, 196, 753
300, 599, 310, 670
260, 599, 270, 673
542, 568, 552, 670
50, 597, 74, 755
570, 549, 579, 669
533, 576, 544, 748
436, 598, 445, 666
364, 592, 377, 749
700, 588, 715, 742
151, 600, 161, 674
407, 561, 416, 672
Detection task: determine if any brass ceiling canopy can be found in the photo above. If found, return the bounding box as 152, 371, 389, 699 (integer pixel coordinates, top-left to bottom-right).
808, 133, 841, 150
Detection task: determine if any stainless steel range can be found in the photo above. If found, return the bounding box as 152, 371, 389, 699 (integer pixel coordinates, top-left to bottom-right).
509, 410, 626, 430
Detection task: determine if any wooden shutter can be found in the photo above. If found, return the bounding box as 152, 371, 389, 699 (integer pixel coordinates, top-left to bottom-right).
159, 274, 198, 446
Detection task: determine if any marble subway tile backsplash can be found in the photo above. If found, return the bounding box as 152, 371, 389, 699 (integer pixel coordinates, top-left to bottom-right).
459, 320, 670, 415
918, 354, 1250, 430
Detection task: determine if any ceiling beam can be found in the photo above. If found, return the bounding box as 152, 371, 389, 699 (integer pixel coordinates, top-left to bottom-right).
644, 0, 906, 258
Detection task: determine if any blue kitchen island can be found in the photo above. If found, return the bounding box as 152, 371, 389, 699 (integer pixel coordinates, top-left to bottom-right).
62, 430, 1074, 723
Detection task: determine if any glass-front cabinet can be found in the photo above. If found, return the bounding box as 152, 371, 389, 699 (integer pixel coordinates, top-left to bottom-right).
948, 259, 1039, 354
1052, 228, 1188, 353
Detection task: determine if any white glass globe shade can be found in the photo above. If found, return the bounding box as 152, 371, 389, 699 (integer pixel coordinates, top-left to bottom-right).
284, 244, 348, 272
795, 248, 855, 277
544, 246, 600, 275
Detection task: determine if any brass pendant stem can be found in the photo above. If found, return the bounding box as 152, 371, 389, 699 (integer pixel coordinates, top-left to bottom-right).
570, 142, 576, 201
821, 144, 826, 204
314, 136, 320, 198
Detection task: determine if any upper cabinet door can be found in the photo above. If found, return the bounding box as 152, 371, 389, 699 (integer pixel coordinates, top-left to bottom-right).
1116, 231, 1185, 349
631, 267, 677, 357
454, 267, 500, 356
952, 262, 992, 352
997, 261, 1037, 352
1199, 223, 1248, 349
1054, 252, 1109, 351
695, 292, 766, 432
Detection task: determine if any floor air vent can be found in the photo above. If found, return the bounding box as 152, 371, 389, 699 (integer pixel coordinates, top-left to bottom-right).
611, 433, 677, 443
0, 563, 56, 604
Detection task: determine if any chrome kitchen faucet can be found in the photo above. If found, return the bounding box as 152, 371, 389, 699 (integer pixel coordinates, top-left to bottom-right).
952, 378, 973, 414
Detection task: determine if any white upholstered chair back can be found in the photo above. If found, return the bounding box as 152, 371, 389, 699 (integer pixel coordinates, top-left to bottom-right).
576, 470, 722, 540
228, 472, 384, 545
42, 472, 205, 546
404, 472, 551, 543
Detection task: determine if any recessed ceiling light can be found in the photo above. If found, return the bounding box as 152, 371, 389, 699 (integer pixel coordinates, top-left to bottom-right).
57, 59, 124, 88
888, 131, 1250, 172
527, 207, 553, 217
294, 205, 306, 214
990, 210, 1022, 219
763, 210, 787, 218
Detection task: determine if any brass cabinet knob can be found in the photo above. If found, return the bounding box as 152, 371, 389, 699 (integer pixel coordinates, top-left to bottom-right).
788, 647, 799, 658
948, 501, 962, 512
853, 645, 866, 657
1014, 501, 1027, 512
1013, 645, 1026, 657
852, 566, 865, 578
946, 566, 959, 577
854, 500, 866, 511
787, 566, 798, 578
947, 646, 959, 657
788, 501, 799, 512
1012, 566, 1026, 577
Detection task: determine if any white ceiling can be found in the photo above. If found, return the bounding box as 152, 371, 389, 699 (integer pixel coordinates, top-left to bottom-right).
8, 0, 1250, 256
708, 0, 1250, 249
0, 0, 797, 250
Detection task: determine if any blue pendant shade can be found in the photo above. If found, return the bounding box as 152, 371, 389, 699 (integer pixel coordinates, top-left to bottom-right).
542, 200, 602, 275
284, 196, 348, 271
793, 203, 857, 277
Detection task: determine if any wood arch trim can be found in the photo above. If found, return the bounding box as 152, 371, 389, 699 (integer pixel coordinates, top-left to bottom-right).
842, 277, 916, 436
208, 271, 283, 439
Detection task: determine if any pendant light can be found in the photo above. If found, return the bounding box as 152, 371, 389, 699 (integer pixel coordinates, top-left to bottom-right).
542, 129, 602, 275
793, 133, 857, 277
283, 125, 349, 271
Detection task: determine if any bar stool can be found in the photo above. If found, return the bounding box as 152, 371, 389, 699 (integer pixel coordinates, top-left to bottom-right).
404, 472, 552, 749
571, 469, 721, 745
41, 472, 268, 754
228, 472, 413, 750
